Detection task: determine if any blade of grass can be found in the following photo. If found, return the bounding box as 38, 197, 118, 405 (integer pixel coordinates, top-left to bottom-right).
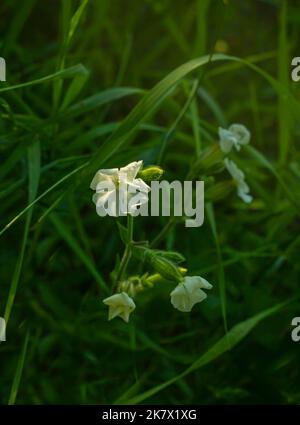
206, 202, 227, 333
85, 53, 300, 180
0, 162, 87, 237
64, 87, 144, 119
157, 79, 199, 164
190, 95, 201, 156
0, 64, 88, 94
278, 0, 291, 165
245, 145, 300, 213
4, 140, 40, 324
194, 0, 210, 56
53, 0, 89, 109
121, 300, 290, 404
50, 213, 108, 293
8, 329, 30, 405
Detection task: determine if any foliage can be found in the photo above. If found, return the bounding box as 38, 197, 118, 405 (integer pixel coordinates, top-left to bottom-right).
0, 0, 299, 405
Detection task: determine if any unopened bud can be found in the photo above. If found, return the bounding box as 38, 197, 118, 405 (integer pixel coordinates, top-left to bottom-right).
152, 250, 185, 264
179, 267, 187, 276
190, 144, 224, 177
138, 165, 164, 182
147, 254, 183, 282
205, 180, 234, 201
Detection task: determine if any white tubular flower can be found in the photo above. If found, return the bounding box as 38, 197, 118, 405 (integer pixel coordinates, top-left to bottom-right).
218, 124, 250, 153
103, 292, 136, 322
224, 158, 253, 203
170, 276, 212, 313
90, 161, 150, 217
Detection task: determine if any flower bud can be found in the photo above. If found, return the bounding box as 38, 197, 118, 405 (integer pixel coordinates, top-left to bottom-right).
138, 165, 164, 182
118, 276, 144, 297
205, 180, 234, 201
190, 144, 224, 177
146, 253, 183, 283
179, 267, 187, 276
152, 250, 185, 264
144, 267, 187, 286
132, 246, 184, 283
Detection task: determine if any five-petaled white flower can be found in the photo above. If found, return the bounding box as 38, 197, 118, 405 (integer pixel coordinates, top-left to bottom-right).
90, 161, 150, 217
218, 124, 250, 154
170, 276, 212, 312
224, 158, 253, 203
103, 292, 136, 322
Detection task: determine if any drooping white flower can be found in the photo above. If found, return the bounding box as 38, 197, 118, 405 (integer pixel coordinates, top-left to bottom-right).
90, 161, 150, 217
170, 276, 212, 312
103, 292, 136, 322
218, 124, 250, 154
224, 158, 253, 203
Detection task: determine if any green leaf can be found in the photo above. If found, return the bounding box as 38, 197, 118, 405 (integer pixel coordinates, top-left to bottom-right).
50, 213, 108, 294
117, 221, 129, 245
4, 139, 40, 324
0, 162, 87, 237
0, 64, 88, 93
64, 87, 144, 118
8, 330, 30, 405
206, 202, 227, 332
121, 300, 290, 404
84, 52, 300, 179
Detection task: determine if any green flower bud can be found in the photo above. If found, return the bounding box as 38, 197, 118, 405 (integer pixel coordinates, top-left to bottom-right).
146, 253, 183, 283
179, 267, 187, 276
144, 266, 187, 286
151, 250, 185, 264
205, 180, 234, 201
189, 144, 224, 177
118, 276, 144, 297
132, 246, 184, 283
138, 165, 164, 182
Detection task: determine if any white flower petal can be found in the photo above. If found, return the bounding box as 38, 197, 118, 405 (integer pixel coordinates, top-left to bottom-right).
170, 276, 212, 312
219, 124, 250, 154
238, 190, 253, 203
225, 159, 252, 204
229, 123, 251, 146
120, 161, 143, 182
90, 168, 118, 190
103, 292, 136, 323
91, 161, 150, 217
218, 127, 236, 154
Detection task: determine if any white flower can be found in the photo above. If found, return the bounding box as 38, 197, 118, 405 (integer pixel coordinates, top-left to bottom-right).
103, 292, 136, 322
90, 161, 150, 217
170, 276, 212, 312
224, 158, 253, 203
218, 124, 250, 154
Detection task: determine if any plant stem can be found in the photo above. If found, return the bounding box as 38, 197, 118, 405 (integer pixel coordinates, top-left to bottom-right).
150, 217, 175, 248
115, 214, 134, 285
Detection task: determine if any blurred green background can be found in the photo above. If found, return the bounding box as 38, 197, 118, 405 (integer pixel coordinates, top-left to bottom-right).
1, 0, 300, 405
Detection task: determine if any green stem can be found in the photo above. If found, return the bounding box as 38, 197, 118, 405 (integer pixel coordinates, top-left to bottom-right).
115, 214, 134, 286
150, 218, 175, 248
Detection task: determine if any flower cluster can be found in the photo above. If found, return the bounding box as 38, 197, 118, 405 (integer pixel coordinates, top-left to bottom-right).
89, 131, 252, 324
90, 160, 213, 323
103, 274, 212, 322
218, 123, 253, 204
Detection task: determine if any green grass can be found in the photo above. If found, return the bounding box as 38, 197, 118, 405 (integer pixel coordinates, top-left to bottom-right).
0, 0, 300, 405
